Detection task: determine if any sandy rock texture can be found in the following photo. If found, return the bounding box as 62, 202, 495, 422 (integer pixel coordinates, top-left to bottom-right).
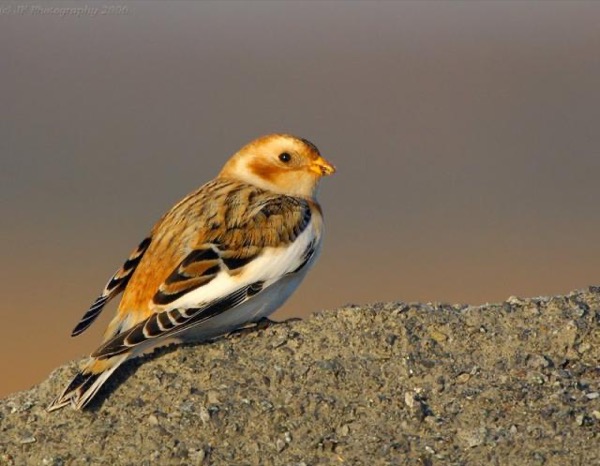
1, 288, 599, 465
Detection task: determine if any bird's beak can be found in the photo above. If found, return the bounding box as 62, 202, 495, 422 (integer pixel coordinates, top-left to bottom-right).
310, 156, 336, 177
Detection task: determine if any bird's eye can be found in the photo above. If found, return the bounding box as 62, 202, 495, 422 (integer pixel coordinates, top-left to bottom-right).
279, 152, 292, 163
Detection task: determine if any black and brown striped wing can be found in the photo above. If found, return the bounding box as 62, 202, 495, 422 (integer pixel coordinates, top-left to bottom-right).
71, 237, 151, 336
149, 188, 312, 307
92, 281, 265, 359
152, 246, 223, 306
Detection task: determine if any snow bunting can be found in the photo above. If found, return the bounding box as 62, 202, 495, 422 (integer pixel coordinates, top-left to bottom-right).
48, 134, 335, 411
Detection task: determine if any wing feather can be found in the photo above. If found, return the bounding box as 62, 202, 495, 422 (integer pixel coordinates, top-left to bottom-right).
149, 187, 313, 308
152, 247, 221, 305
92, 282, 263, 359
71, 237, 151, 336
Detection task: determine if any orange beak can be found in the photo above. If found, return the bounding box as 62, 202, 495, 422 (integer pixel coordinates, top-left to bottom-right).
310, 156, 336, 176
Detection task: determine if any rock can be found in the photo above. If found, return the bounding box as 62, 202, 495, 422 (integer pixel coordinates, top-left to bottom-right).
1, 289, 600, 464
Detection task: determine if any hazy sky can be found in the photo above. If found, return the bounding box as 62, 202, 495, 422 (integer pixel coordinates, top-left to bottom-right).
2, 1, 600, 397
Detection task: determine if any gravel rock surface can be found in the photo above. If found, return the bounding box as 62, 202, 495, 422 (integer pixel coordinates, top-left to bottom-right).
1, 288, 599, 465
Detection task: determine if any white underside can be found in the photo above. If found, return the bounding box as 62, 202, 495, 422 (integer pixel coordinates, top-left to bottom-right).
179, 270, 308, 342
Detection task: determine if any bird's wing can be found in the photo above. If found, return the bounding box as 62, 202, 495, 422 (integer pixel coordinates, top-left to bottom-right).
91, 281, 265, 358
71, 237, 152, 336
150, 190, 316, 308
105, 179, 321, 343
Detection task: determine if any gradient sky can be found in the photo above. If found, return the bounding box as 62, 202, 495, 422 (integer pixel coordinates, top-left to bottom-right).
2, 1, 600, 397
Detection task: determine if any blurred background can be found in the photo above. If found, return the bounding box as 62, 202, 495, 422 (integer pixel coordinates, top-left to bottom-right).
2, 1, 600, 397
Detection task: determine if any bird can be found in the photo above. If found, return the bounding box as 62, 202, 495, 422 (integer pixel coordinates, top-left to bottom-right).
48, 133, 335, 411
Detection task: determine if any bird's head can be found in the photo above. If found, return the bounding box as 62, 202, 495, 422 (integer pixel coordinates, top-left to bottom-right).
219, 134, 335, 198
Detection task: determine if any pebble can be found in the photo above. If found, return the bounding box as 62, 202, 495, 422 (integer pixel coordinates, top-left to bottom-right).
199, 406, 211, 424
276, 438, 287, 452
41, 458, 64, 466
459, 428, 486, 448
404, 392, 417, 408
179, 400, 195, 413
188, 448, 205, 464
19, 435, 36, 445
507, 296, 526, 306
429, 328, 448, 343
456, 373, 471, 384
578, 343, 591, 354
207, 390, 220, 404
337, 424, 350, 436
527, 354, 551, 370
573, 305, 587, 317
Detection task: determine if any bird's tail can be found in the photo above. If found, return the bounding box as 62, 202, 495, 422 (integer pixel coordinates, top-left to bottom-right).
47, 354, 128, 412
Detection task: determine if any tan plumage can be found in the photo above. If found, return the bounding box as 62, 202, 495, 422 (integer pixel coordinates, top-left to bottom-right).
48, 134, 335, 411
